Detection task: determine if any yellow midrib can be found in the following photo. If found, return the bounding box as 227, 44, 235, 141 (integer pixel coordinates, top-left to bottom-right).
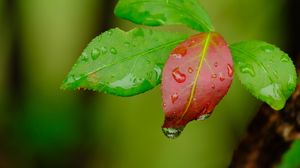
180, 32, 212, 120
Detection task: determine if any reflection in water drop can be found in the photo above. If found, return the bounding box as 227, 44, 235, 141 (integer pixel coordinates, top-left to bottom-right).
162, 127, 184, 139
240, 64, 255, 77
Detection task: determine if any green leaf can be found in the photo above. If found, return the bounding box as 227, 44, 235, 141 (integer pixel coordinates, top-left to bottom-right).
114, 0, 214, 32
230, 41, 297, 110
277, 140, 300, 168
61, 28, 188, 96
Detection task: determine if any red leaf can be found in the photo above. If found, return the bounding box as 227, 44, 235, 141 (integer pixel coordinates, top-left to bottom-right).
161, 32, 234, 138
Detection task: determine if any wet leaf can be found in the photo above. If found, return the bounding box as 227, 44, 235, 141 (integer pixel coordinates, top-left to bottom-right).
161, 32, 234, 138
61, 28, 188, 96
230, 41, 297, 110
114, 0, 214, 32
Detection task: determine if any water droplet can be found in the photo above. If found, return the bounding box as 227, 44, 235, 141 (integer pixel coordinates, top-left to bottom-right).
81, 52, 88, 62
187, 39, 197, 47
110, 48, 117, 55
188, 67, 194, 73
91, 48, 100, 60
171, 93, 179, 104
211, 84, 216, 89
172, 46, 187, 58
107, 30, 113, 36
162, 127, 184, 139
219, 73, 225, 81
211, 73, 217, 78
280, 55, 289, 62
261, 45, 274, 53
124, 42, 130, 47
214, 62, 218, 67
100, 46, 108, 54
197, 114, 211, 121
172, 67, 186, 83
240, 64, 255, 77
163, 103, 166, 107
227, 64, 234, 77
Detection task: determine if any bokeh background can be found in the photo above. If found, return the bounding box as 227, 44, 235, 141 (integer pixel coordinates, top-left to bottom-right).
0, 0, 299, 168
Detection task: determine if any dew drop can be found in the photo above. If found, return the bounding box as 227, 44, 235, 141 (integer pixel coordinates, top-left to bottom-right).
188, 67, 194, 73
172, 67, 186, 83
107, 30, 113, 36
172, 46, 187, 58
214, 62, 218, 67
227, 64, 234, 77
124, 42, 130, 47
211, 84, 216, 89
163, 103, 166, 107
100, 46, 108, 54
81, 52, 88, 62
91, 48, 100, 60
240, 64, 255, 77
280, 55, 289, 63
260, 45, 274, 53
219, 75, 225, 81
110, 47, 118, 55
197, 114, 211, 121
162, 127, 184, 139
211, 73, 217, 78
187, 39, 196, 47
171, 93, 179, 104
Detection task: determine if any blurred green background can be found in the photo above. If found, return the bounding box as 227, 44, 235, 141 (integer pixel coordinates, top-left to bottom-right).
0, 0, 298, 168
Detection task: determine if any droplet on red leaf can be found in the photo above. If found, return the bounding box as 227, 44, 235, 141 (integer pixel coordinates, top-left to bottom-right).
171, 93, 179, 104
172, 67, 186, 83
227, 64, 234, 77
161, 32, 234, 139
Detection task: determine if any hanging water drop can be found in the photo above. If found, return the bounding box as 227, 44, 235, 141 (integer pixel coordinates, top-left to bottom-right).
171, 93, 179, 104
172, 67, 186, 83
91, 48, 100, 60
240, 64, 255, 77
227, 64, 234, 77
162, 127, 184, 139
110, 47, 118, 55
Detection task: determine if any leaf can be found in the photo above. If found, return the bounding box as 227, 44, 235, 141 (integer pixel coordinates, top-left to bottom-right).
230, 41, 297, 110
61, 28, 188, 96
114, 0, 214, 32
161, 32, 234, 138
278, 140, 300, 168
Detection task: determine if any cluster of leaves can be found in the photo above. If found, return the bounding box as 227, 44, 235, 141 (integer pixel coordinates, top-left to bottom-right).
61, 0, 297, 138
